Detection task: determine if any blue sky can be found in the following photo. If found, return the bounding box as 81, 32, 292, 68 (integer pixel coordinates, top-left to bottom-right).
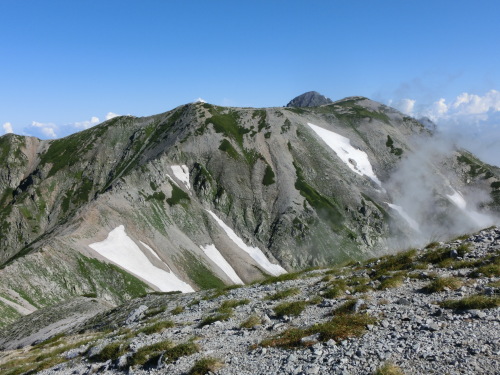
1, 1, 499, 164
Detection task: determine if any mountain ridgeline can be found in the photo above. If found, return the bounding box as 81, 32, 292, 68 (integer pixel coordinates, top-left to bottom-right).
0, 94, 499, 326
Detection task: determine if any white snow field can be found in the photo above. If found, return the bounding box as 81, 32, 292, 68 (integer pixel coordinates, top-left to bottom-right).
171, 165, 191, 190
200, 244, 244, 284
89, 226, 194, 293
206, 210, 287, 276
307, 123, 382, 187
385, 202, 420, 231
446, 190, 467, 210
446, 189, 492, 227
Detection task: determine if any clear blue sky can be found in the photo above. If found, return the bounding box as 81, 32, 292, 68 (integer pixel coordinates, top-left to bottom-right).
1, 0, 500, 163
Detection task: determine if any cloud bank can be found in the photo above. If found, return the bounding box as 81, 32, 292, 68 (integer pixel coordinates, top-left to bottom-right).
2, 122, 13, 134
391, 90, 500, 167
0, 112, 121, 140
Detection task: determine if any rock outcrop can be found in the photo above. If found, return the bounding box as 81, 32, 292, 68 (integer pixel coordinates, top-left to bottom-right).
286, 91, 333, 107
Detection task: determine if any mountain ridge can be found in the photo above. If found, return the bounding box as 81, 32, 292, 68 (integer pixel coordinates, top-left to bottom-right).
0, 94, 499, 328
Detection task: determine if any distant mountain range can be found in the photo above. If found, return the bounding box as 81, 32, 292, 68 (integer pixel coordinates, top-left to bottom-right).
0, 92, 499, 327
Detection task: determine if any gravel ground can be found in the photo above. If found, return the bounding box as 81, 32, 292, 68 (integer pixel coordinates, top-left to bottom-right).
4, 227, 499, 375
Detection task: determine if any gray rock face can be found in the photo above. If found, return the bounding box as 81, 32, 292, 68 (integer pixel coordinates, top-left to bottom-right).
286, 91, 333, 107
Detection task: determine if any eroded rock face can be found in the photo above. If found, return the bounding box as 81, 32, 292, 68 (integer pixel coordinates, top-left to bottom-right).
0, 96, 498, 327
286, 91, 333, 107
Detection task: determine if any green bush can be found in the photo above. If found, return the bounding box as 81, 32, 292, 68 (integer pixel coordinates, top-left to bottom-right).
274, 301, 307, 317
240, 315, 262, 329
265, 288, 300, 301
90, 341, 127, 362
440, 295, 500, 310
378, 274, 404, 290
217, 299, 250, 313
127, 340, 173, 366
188, 357, 223, 375
261, 313, 376, 348
163, 342, 199, 364
373, 361, 405, 375
171, 306, 184, 315
423, 277, 462, 293
139, 320, 174, 335
198, 312, 232, 327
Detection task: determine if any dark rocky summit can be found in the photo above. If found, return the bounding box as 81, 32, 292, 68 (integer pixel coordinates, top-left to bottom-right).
286, 91, 333, 107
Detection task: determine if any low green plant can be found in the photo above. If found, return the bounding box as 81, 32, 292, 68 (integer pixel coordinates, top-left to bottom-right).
89, 341, 128, 362
198, 312, 232, 327
313, 313, 377, 342
308, 295, 323, 305
218, 299, 250, 313
322, 279, 348, 299
372, 249, 417, 277
274, 301, 307, 317
456, 243, 471, 257
332, 299, 358, 315
163, 342, 199, 364
423, 277, 462, 293
139, 320, 175, 335
378, 274, 404, 290
373, 361, 405, 375
260, 272, 301, 285
240, 315, 262, 329
171, 305, 184, 315
128, 340, 173, 366
471, 263, 500, 278
265, 287, 300, 301
143, 306, 167, 319
440, 294, 500, 310
487, 280, 500, 288
188, 356, 223, 375
261, 313, 376, 348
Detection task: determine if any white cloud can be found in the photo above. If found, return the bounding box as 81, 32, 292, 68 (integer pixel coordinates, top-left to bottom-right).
194, 98, 206, 103
451, 90, 500, 115
389, 90, 500, 167
3, 122, 13, 134
73, 116, 100, 130
393, 99, 416, 116
105, 112, 119, 120
393, 90, 500, 123
31, 121, 58, 139
41, 127, 57, 138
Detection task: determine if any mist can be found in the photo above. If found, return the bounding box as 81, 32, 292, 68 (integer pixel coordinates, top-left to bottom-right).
385, 133, 500, 249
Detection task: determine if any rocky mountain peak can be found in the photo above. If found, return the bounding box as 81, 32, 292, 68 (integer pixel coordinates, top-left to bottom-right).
286, 91, 333, 107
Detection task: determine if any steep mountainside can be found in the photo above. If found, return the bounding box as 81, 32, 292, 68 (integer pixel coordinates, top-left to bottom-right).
0, 95, 499, 327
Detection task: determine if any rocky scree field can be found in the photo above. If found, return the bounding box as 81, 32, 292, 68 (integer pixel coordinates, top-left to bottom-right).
0, 226, 498, 375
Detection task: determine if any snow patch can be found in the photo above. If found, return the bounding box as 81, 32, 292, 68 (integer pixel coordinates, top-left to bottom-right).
307, 123, 382, 187
446, 190, 467, 210
171, 165, 191, 190
200, 244, 244, 284
446, 189, 492, 227
206, 210, 287, 276
89, 226, 194, 293
385, 202, 420, 231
